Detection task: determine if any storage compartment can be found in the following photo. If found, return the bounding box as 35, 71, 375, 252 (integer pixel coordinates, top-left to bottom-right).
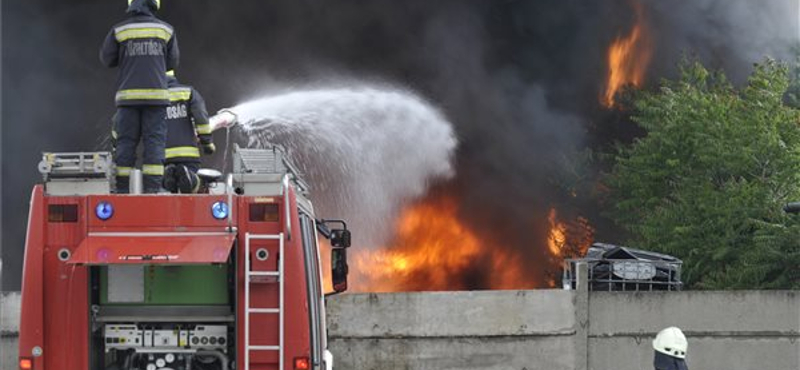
89, 262, 236, 370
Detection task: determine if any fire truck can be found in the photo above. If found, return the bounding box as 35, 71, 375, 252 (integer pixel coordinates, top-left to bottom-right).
17, 145, 351, 370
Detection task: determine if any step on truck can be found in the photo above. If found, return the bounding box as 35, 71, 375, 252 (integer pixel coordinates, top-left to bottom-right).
17, 145, 351, 370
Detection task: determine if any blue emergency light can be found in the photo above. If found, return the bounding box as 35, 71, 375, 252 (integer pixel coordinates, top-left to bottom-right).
211, 201, 229, 220
95, 201, 114, 221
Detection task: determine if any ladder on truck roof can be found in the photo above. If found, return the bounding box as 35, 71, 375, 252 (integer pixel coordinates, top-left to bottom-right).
244, 232, 285, 370
233, 144, 310, 194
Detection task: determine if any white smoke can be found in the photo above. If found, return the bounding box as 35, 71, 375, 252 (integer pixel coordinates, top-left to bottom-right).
231, 85, 457, 247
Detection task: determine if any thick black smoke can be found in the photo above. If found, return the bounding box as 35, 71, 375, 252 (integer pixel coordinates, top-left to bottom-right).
2, 0, 797, 289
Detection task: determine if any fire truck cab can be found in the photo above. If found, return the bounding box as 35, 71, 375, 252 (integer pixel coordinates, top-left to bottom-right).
17, 145, 350, 370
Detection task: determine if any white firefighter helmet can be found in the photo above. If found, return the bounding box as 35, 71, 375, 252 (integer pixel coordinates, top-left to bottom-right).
128, 0, 160, 10
653, 327, 688, 359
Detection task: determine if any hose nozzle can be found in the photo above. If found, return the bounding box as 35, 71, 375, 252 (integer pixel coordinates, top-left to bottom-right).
209, 109, 239, 132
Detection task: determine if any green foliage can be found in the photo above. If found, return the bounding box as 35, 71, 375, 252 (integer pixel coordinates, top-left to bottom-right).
607, 60, 800, 289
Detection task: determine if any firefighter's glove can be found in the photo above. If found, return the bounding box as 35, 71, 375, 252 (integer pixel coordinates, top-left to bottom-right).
201, 142, 216, 155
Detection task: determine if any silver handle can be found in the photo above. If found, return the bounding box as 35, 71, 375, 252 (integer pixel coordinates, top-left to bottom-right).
283, 174, 292, 241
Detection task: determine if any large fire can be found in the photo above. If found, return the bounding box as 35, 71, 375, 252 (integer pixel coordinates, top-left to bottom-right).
603, 2, 652, 107
329, 3, 641, 293
349, 197, 530, 292
348, 196, 594, 292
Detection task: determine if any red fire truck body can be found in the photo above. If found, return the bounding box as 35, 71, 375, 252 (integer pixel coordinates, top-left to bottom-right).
18, 148, 349, 370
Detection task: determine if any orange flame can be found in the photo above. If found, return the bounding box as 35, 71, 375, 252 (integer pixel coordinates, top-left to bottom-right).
547, 208, 568, 257
603, 2, 652, 107
546, 207, 595, 260
350, 197, 530, 292
545, 208, 596, 287
347, 197, 595, 292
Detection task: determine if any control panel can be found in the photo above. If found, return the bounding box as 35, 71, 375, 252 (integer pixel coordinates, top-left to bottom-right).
104, 325, 228, 352
105, 325, 143, 349
188, 325, 228, 348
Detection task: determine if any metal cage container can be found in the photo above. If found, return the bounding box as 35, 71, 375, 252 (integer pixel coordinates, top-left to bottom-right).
563, 243, 683, 291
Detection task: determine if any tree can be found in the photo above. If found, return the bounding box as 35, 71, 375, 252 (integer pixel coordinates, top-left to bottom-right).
607, 60, 800, 289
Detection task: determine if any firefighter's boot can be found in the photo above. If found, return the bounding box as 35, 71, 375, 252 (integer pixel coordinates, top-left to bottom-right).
163, 164, 178, 193
176, 164, 201, 194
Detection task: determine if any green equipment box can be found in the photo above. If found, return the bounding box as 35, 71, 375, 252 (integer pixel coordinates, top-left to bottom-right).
100, 265, 229, 305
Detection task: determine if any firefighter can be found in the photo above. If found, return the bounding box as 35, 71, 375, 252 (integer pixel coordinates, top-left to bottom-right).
653, 327, 689, 370
162, 70, 215, 193
100, 0, 179, 193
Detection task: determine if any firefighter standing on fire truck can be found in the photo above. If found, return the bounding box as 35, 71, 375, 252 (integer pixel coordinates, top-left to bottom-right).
100, 0, 179, 193
162, 70, 215, 193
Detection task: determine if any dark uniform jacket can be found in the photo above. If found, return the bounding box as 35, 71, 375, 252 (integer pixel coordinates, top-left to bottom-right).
100, 0, 179, 106
165, 77, 211, 163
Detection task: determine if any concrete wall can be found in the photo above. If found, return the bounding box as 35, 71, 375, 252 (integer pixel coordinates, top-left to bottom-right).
326, 290, 579, 370
587, 291, 800, 370
327, 290, 799, 370
1, 291, 20, 370
1, 290, 798, 370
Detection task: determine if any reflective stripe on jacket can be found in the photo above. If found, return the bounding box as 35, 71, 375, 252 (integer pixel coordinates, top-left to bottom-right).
165, 78, 211, 163
114, 22, 173, 42
100, 3, 178, 107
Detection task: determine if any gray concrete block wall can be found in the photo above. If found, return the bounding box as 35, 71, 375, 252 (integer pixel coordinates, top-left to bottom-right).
2, 290, 799, 370
327, 290, 576, 337
327, 290, 579, 370
588, 291, 799, 334
587, 291, 800, 370
327, 290, 799, 370
331, 336, 576, 370
589, 337, 799, 370
1, 291, 21, 370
